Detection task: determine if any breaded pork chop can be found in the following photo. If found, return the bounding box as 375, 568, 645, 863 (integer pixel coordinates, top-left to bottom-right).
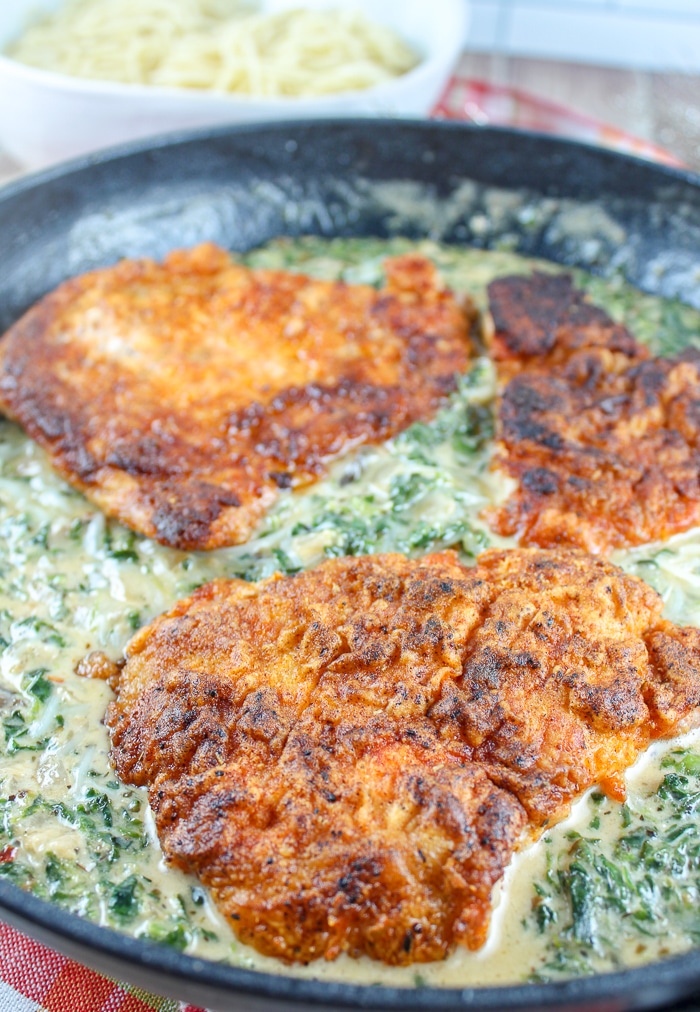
105, 549, 700, 965
0, 244, 471, 550
487, 272, 700, 554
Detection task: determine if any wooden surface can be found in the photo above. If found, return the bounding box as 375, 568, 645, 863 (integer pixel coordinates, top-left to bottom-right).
1, 55, 700, 183
0, 149, 22, 186
457, 53, 700, 172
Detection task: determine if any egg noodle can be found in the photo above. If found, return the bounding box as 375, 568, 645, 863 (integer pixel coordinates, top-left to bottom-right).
7, 0, 419, 95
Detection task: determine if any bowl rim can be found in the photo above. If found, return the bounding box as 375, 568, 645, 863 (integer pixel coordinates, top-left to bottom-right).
0, 0, 468, 106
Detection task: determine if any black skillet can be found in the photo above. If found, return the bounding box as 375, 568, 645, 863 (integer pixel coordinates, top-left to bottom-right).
2, 120, 700, 1012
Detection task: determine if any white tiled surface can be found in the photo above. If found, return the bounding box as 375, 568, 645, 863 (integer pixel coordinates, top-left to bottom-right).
468, 1, 505, 49
466, 0, 700, 71
617, 0, 700, 12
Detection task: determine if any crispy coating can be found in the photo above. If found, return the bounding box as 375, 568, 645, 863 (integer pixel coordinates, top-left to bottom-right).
106, 548, 700, 965
489, 272, 643, 373
487, 272, 700, 553
0, 244, 471, 550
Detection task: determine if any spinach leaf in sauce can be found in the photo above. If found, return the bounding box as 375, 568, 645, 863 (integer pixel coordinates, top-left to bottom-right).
531, 751, 700, 980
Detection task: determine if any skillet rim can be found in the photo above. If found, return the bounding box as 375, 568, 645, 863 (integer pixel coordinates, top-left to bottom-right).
4, 871, 700, 1011
2, 119, 700, 1011
1, 115, 700, 197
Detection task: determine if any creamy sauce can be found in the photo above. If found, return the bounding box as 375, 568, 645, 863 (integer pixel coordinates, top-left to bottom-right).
2, 238, 700, 986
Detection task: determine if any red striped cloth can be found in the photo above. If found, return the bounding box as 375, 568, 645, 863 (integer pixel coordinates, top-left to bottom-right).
433, 74, 684, 167
0, 73, 679, 1012
0, 924, 204, 1012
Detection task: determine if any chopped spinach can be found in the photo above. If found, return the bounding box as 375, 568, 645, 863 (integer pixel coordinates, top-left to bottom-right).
531, 750, 700, 979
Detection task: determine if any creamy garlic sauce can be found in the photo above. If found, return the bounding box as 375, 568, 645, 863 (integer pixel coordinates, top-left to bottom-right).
2, 238, 700, 986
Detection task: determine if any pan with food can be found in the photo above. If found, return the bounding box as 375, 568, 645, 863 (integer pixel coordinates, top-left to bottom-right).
3, 120, 700, 1012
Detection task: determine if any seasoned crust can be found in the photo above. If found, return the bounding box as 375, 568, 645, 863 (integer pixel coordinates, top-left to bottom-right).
106, 548, 700, 965
0, 244, 472, 550
487, 273, 700, 553
488, 271, 643, 372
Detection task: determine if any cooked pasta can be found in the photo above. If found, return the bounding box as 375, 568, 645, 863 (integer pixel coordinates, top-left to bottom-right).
7, 0, 420, 96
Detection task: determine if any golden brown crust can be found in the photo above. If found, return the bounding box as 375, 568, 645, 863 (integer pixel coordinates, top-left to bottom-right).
488, 271, 644, 372
487, 273, 700, 553
75, 650, 123, 691
0, 244, 471, 550
106, 548, 700, 965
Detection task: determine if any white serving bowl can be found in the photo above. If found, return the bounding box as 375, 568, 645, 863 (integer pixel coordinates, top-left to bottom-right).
0, 0, 469, 168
